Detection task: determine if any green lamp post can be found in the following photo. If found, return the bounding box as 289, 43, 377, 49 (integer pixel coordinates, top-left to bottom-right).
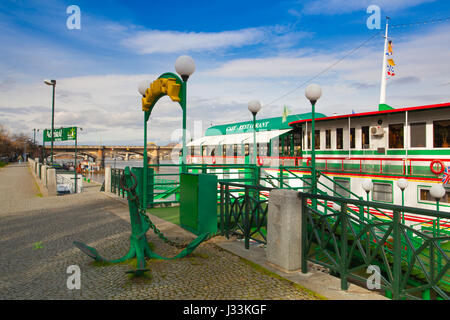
430, 184, 445, 279
362, 179, 373, 221
138, 55, 195, 210
397, 178, 408, 223
248, 100, 262, 166
305, 84, 322, 209
44, 79, 56, 165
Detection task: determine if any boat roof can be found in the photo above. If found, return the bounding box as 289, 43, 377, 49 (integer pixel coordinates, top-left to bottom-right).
288, 102, 450, 126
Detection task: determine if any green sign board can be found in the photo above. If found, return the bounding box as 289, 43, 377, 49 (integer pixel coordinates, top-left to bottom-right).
204, 112, 327, 136
43, 127, 77, 142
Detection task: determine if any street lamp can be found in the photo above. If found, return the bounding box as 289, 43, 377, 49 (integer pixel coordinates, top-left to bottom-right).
430, 184, 445, 233
397, 178, 408, 224
74, 127, 83, 194
138, 56, 195, 210
305, 84, 322, 209
362, 179, 373, 220
44, 79, 56, 165
175, 55, 195, 172
248, 100, 262, 166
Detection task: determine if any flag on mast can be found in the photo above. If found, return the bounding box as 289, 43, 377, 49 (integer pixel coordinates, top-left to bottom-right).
386, 40, 393, 56
386, 40, 396, 77
282, 105, 291, 123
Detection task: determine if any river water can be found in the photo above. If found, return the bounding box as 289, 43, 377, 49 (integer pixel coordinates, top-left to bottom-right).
55, 158, 180, 184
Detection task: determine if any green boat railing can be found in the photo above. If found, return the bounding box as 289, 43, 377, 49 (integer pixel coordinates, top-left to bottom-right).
299, 191, 449, 300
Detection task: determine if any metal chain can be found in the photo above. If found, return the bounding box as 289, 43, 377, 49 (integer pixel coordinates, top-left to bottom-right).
120, 173, 189, 249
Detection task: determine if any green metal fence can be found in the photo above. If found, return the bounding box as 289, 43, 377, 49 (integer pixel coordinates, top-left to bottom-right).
299, 191, 450, 300
219, 181, 271, 249
111, 168, 125, 198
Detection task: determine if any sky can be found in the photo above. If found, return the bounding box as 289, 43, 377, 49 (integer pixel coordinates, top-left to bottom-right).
0, 0, 449, 146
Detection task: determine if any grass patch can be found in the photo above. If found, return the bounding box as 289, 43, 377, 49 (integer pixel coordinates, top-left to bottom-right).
127, 270, 152, 282
91, 260, 113, 267
0, 161, 7, 168
33, 179, 43, 197
239, 257, 328, 300
148, 206, 180, 226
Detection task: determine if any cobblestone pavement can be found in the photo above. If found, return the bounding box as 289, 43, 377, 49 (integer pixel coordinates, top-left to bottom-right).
0, 163, 319, 300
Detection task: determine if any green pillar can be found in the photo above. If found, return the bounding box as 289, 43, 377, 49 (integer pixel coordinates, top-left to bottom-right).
181, 80, 187, 173
50, 84, 55, 165
143, 112, 149, 211
74, 127, 78, 193
311, 102, 317, 209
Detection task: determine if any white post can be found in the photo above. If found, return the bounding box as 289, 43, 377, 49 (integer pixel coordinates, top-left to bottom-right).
47, 168, 57, 196
379, 19, 389, 106
105, 166, 111, 193
267, 189, 304, 272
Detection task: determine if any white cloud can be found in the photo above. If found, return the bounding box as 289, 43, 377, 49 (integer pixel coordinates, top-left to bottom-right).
121, 28, 266, 54
121, 26, 311, 54
301, 0, 436, 15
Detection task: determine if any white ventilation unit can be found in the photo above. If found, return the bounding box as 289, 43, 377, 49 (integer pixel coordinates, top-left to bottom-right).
370, 126, 384, 136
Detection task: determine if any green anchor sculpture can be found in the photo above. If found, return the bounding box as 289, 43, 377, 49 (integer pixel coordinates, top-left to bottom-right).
74, 167, 209, 276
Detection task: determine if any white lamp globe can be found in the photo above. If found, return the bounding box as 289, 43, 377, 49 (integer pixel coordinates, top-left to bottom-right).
175, 55, 196, 80
430, 184, 446, 200
362, 179, 373, 193
305, 83, 322, 103
138, 80, 150, 96
248, 100, 262, 114
397, 178, 408, 191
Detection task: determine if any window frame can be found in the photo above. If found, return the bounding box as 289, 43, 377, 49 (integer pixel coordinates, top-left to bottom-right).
325, 129, 331, 149
371, 180, 394, 203
389, 123, 405, 149
409, 122, 427, 148
417, 185, 450, 207
433, 119, 450, 148
333, 177, 351, 199
361, 126, 370, 149
336, 128, 344, 150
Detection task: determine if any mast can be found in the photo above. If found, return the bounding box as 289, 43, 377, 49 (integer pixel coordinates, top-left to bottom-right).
379, 17, 390, 106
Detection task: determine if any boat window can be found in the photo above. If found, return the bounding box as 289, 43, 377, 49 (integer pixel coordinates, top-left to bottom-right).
307, 131, 311, 149
420, 187, 450, 203
433, 120, 450, 148
362, 126, 370, 149
293, 131, 302, 156
325, 130, 331, 149
389, 123, 404, 149
350, 128, 355, 149
410, 122, 426, 148
259, 143, 268, 157
190, 147, 194, 156
336, 128, 343, 149
233, 144, 238, 157
314, 130, 320, 149
334, 178, 350, 198
372, 182, 393, 203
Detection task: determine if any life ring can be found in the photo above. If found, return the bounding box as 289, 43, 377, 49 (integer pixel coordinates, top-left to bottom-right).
430, 160, 445, 175
306, 158, 311, 167
257, 158, 263, 166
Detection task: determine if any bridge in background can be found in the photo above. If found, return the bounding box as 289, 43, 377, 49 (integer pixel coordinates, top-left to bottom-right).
44, 145, 178, 167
